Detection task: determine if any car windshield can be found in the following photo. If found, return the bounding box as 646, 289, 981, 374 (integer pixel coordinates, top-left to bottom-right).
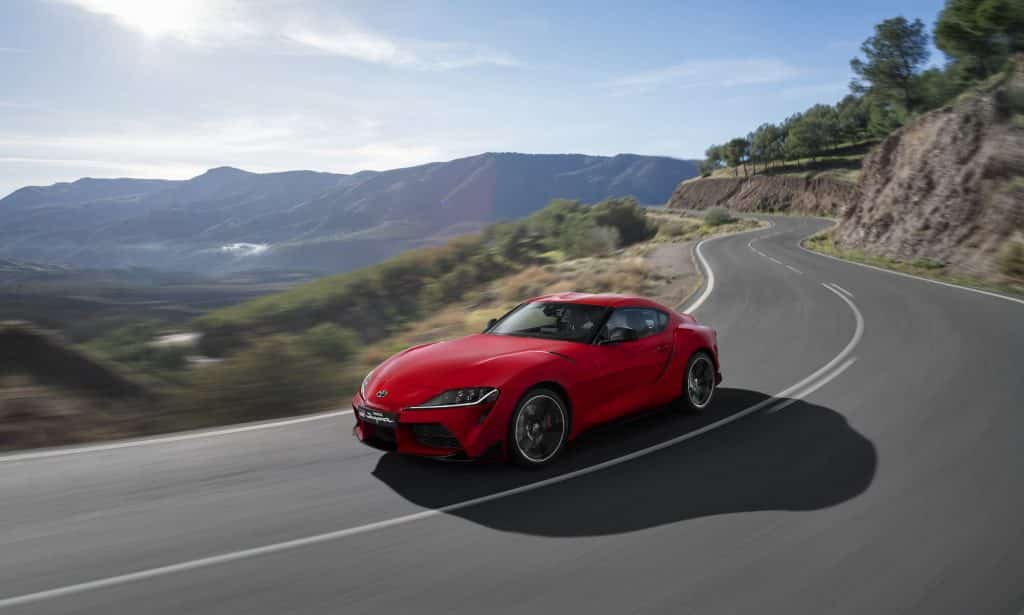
488, 302, 607, 343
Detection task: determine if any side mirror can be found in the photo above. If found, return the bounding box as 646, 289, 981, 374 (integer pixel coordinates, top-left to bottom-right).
484, 318, 498, 332
607, 327, 638, 343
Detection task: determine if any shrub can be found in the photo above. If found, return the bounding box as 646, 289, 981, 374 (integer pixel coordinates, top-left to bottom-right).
564, 219, 621, 257
999, 241, 1024, 280
704, 208, 735, 227
908, 257, 945, 270
299, 323, 360, 362
655, 218, 701, 240
180, 336, 340, 422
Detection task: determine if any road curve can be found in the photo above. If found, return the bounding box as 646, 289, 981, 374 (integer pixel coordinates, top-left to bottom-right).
1, 216, 1022, 614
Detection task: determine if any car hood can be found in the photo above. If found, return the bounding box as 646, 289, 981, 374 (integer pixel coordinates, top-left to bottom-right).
364, 334, 576, 410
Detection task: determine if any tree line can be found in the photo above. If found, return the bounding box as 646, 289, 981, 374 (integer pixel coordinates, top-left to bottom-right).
701, 0, 1023, 178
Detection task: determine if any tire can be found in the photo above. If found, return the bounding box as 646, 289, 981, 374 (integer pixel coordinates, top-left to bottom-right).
680, 351, 716, 413
507, 387, 569, 467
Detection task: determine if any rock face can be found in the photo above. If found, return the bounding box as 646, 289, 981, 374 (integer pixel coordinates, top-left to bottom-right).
667, 58, 1023, 283
834, 60, 1024, 278
665, 174, 860, 217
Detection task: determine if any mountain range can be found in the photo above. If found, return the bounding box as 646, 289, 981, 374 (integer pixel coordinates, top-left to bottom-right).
0, 152, 698, 274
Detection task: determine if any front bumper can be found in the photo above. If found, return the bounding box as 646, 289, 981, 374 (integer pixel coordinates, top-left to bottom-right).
351, 395, 505, 460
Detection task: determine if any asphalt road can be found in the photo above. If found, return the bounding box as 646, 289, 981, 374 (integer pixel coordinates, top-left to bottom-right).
2, 216, 1023, 614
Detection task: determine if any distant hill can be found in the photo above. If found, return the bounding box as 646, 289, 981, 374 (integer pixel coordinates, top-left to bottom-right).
0, 152, 698, 274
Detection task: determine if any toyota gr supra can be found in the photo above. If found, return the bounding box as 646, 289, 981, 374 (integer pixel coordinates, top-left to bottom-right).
352, 292, 721, 466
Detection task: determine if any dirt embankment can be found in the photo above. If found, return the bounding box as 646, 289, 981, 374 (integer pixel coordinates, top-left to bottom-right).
665, 174, 860, 217
834, 61, 1024, 279
0, 322, 152, 450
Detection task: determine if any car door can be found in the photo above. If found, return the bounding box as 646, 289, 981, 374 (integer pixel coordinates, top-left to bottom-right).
589, 307, 673, 423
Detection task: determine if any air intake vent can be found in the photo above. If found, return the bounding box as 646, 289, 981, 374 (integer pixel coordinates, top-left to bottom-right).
409, 423, 460, 449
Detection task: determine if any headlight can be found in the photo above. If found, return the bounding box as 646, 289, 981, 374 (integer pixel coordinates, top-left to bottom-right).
409, 387, 498, 409
360, 368, 376, 400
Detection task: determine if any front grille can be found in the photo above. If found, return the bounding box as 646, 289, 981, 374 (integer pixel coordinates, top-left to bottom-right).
409, 423, 460, 450
372, 424, 397, 443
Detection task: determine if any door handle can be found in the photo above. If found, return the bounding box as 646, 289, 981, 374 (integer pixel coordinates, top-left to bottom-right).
656, 344, 671, 353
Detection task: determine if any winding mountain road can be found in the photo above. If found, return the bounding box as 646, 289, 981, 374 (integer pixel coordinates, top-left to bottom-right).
2, 216, 1022, 614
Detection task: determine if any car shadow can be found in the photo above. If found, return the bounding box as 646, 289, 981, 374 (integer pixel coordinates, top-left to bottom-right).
370, 388, 877, 537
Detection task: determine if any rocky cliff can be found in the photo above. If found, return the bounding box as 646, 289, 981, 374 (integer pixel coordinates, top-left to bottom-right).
834, 59, 1024, 279
666, 57, 1023, 284
666, 174, 859, 216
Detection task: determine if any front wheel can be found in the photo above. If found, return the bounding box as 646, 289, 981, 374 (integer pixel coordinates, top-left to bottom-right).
680, 351, 716, 412
508, 387, 568, 467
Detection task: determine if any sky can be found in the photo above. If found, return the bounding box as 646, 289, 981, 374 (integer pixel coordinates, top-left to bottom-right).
0, 0, 947, 197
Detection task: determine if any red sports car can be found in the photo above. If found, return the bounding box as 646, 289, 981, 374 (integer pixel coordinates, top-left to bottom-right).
352, 292, 721, 466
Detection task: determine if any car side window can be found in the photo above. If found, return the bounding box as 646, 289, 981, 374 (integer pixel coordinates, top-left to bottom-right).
599, 308, 669, 341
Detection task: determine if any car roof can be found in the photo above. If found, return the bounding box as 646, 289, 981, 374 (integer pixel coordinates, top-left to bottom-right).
527, 292, 668, 310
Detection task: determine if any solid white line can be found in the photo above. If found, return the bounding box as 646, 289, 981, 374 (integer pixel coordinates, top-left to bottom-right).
683, 222, 773, 314
830, 283, 854, 298
0, 409, 353, 463
0, 247, 866, 611
768, 257, 783, 265
786, 265, 803, 275
765, 357, 856, 414
799, 240, 1024, 307
684, 238, 716, 313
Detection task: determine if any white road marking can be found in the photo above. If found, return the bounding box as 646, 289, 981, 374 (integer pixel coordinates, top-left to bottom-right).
800, 240, 1024, 306
685, 221, 773, 314
765, 357, 856, 414
830, 283, 854, 298
769, 257, 783, 265
747, 238, 768, 258
0, 236, 866, 611
786, 265, 803, 275
0, 409, 354, 463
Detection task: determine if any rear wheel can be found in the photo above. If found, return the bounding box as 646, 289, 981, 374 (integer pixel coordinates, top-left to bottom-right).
508, 387, 568, 467
681, 351, 716, 412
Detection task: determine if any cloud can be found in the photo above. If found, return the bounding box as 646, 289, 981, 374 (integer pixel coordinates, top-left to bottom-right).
221, 243, 269, 256
56, 0, 519, 70
54, 0, 257, 44
285, 27, 520, 69
284, 27, 417, 66
603, 58, 804, 93
0, 110, 452, 189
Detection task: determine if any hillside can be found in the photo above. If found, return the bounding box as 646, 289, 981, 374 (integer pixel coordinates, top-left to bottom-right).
666, 174, 860, 217
832, 59, 1024, 282
667, 58, 1023, 288
0, 153, 698, 275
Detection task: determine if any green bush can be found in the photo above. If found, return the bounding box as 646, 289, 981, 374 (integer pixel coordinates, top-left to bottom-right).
908, 257, 945, 270
563, 218, 621, 257
84, 321, 190, 375
704, 208, 735, 227
299, 323, 360, 362
999, 241, 1024, 280
180, 336, 340, 422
